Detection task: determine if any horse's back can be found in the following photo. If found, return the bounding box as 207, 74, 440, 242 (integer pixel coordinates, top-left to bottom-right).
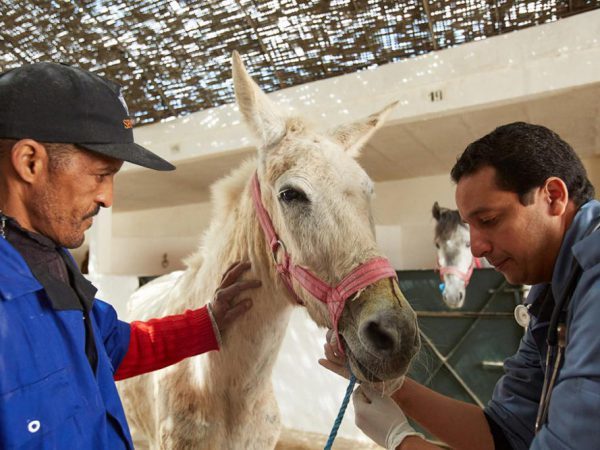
127, 270, 186, 321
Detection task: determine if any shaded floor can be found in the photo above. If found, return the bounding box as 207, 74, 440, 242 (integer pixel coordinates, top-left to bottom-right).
276, 428, 382, 450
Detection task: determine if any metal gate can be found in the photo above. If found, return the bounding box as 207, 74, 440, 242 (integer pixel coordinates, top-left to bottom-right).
398, 268, 525, 407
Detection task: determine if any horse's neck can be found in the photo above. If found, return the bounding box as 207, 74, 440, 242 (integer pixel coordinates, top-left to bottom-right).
201, 282, 292, 397
183, 175, 294, 394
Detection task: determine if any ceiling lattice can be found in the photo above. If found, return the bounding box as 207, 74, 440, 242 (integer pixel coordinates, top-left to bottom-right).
1, 0, 598, 126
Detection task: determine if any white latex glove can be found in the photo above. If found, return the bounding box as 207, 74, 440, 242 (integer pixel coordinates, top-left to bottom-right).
353, 385, 423, 450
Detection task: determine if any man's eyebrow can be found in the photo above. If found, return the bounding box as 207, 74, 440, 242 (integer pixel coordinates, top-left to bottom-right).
98, 164, 121, 173
464, 206, 493, 220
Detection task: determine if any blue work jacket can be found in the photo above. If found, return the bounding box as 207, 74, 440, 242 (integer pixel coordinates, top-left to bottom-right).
485, 200, 600, 449
0, 237, 133, 449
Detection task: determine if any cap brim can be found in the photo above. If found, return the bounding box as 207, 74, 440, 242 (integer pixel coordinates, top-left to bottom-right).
78, 142, 176, 171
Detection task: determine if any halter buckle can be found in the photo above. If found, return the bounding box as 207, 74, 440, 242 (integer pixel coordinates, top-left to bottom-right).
271, 239, 287, 265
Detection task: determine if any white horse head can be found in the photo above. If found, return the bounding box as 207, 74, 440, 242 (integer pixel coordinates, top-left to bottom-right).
234, 51, 419, 383
432, 201, 480, 309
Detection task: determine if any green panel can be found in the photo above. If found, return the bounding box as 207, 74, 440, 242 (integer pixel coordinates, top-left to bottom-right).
397, 269, 524, 406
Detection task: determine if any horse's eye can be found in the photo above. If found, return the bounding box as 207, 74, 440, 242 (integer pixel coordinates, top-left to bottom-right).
279, 188, 308, 203
435, 242, 440, 249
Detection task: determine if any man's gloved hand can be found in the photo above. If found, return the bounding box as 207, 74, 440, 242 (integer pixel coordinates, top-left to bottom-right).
208, 261, 261, 341
353, 385, 423, 450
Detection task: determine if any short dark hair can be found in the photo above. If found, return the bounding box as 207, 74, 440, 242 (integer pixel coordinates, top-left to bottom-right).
451, 122, 595, 207
0, 138, 78, 172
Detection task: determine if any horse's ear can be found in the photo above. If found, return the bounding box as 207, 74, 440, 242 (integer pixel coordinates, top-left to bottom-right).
232, 51, 287, 149
328, 101, 397, 158
432, 201, 441, 221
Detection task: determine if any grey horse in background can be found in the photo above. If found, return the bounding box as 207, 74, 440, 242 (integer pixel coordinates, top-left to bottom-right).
432, 202, 490, 308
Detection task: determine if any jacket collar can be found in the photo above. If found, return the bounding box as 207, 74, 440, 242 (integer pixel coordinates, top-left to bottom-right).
0, 236, 43, 300
527, 200, 600, 314
550, 200, 600, 302
0, 237, 97, 311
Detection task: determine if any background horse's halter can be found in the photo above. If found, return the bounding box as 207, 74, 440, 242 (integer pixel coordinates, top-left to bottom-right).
437, 256, 483, 291
251, 172, 397, 355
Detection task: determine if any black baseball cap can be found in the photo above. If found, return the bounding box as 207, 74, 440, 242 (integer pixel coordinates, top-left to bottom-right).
0, 62, 175, 171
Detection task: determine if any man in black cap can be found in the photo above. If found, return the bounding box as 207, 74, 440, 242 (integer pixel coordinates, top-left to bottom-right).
0, 62, 260, 449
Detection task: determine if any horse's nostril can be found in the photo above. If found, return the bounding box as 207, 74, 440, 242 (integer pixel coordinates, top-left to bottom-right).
459, 292, 464, 301
362, 317, 398, 353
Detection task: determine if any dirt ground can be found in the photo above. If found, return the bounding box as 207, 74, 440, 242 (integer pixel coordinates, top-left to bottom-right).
132, 426, 382, 449
276, 428, 383, 450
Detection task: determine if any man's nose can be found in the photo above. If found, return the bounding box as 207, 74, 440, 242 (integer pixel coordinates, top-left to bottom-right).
96, 179, 114, 208
470, 227, 491, 257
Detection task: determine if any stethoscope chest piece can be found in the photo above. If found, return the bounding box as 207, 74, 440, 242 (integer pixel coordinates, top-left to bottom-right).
514, 304, 530, 328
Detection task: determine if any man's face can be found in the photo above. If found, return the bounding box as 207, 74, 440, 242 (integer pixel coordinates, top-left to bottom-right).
456, 166, 557, 285
30, 147, 123, 248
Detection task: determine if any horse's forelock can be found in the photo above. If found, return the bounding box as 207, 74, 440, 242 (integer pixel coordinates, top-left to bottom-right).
284, 116, 309, 135
435, 209, 466, 242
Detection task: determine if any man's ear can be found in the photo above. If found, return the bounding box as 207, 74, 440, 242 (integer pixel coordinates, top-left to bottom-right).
544, 177, 569, 216
10, 139, 49, 183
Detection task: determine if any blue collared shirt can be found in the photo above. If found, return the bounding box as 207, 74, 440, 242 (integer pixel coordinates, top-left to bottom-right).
485, 200, 600, 449
0, 237, 133, 449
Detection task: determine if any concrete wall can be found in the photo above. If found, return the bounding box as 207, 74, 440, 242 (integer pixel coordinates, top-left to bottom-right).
584, 156, 600, 193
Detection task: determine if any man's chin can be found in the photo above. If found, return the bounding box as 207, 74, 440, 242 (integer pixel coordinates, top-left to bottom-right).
60, 233, 86, 249
501, 268, 527, 286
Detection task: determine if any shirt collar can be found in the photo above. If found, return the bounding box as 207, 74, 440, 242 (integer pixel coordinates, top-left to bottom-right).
0, 215, 96, 310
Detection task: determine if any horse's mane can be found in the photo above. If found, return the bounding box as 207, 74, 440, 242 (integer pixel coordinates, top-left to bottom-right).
182, 157, 256, 271
434, 208, 466, 241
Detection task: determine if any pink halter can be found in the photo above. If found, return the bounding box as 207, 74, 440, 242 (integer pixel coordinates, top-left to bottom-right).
437, 256, 483, 287
251, 172, 397, 355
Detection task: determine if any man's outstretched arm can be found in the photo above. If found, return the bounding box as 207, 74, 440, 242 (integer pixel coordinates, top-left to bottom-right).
392, 378, 494, 450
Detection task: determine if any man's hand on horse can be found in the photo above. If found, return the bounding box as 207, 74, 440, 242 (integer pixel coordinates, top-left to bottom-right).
209, 261, 261, 336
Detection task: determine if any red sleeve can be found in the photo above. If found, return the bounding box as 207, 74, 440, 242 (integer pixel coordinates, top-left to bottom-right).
114, 306, 219, 381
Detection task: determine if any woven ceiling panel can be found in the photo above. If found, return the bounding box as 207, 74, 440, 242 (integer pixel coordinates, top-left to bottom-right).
1, 0, 598, 125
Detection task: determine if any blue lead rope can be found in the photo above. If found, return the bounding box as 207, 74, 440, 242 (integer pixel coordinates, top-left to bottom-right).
324, 373, 357, 450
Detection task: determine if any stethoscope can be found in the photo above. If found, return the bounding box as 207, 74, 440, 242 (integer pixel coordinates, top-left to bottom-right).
534, 217, 600, 434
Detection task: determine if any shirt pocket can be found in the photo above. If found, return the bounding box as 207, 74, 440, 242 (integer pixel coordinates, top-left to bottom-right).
0, 367, 81, 449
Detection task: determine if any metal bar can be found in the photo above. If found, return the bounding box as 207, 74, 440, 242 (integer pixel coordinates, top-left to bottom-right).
445, 281, 509, 361
424, 280, 509, 385
481, 361, 504, 369
421, 0, 438, 51
419, 330, 484, 408
416, 311, 512, 318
